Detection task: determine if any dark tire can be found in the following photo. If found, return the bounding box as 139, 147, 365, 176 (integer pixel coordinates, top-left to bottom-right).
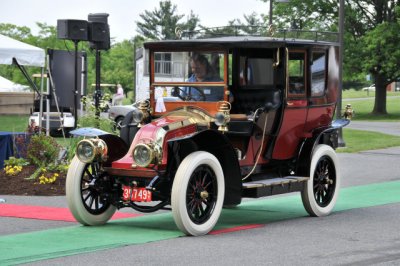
115, 116, 124, 130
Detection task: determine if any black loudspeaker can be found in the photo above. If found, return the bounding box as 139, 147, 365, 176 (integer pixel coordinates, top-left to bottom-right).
57, 19, 88, 41
47, 49, 87, 109
88, 13, 110, 50
88, 22, 108, 42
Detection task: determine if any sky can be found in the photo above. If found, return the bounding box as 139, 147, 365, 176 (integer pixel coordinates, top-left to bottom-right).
0, 0, 268, 42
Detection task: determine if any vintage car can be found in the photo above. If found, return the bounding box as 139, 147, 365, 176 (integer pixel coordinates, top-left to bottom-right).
67, 30, 349, 236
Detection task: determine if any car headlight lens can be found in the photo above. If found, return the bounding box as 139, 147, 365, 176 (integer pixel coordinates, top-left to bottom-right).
76, 139, 108, 163
133, 143, 154, 167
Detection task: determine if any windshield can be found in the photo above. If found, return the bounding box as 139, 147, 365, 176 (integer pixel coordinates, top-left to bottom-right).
151, 51, 226, 109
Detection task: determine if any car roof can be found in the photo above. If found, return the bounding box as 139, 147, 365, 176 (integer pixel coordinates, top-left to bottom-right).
144, 34, 339, 50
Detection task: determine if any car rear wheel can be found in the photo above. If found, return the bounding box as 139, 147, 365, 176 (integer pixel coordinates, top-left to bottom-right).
66, 156, 116, 225
301, 144, 340, 217
171, 151, 225, 236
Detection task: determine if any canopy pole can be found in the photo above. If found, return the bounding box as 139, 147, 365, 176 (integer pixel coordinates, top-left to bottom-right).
12, 58, 41, 97
39, 66, 45, 130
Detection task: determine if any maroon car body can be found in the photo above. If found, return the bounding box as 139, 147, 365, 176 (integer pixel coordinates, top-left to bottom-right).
67, 31, 349, 236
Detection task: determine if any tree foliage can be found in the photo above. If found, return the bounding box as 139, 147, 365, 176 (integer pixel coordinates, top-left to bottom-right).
268, 0, 400, 115
136, 0, 200, 40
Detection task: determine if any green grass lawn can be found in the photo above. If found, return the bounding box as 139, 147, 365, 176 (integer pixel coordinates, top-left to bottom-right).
342, 89, 399, 99
343, 96, 400, 121
338, 128, 400, 153
0, 115, 29, 132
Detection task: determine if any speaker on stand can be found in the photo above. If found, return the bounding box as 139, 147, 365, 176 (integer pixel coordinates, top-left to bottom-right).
88, 13, 110, 118
57, 19, 88, 128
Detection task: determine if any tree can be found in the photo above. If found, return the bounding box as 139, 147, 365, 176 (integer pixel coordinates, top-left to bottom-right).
198, 12, 267, 37
0, 23, 33, 40
136, 0, 200, 40
268, 0, 400, 115
100, 40, 135, 97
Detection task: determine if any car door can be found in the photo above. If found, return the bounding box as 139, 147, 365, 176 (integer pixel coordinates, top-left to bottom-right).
272, 49, 308, 160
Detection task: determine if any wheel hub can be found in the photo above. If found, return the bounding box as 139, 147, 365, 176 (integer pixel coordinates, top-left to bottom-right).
200, 191, 209, 199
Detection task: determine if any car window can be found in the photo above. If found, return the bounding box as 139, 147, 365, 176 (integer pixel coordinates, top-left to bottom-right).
288, 51, 306, 97
153, 51, 225, 83
311, 52, 327, 97
239, 57, 274, 86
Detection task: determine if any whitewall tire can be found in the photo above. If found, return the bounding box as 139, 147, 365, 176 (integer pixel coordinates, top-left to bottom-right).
301, 144, 340, 217
171, 151, 225, 236
66, 156, 116, 225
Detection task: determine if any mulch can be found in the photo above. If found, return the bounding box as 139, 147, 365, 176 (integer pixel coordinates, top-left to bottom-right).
0, 165, 66, 196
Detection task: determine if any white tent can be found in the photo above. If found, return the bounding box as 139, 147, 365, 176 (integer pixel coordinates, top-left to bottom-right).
0, 34, 45, 67
0, 75, 29, 92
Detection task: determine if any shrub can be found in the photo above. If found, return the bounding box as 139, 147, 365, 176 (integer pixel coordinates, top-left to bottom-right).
27, 134, 61, 167
78, 114, 115, 133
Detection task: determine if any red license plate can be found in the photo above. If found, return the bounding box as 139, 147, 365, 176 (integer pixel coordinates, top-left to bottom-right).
122, 186, 152, 202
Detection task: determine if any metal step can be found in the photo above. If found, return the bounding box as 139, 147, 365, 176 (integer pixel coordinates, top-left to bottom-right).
242, 176, 309, 198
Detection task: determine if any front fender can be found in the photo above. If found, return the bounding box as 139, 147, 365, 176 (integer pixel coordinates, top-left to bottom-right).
70, 127, 128, 163
296, 119, 349, 176
167, 130, 242, 206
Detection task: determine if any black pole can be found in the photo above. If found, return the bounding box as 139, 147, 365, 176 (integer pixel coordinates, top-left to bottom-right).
337, 0, 345, 147
73, 40, 79, 129
269, 0, 273, 26
94, 49, 101, 118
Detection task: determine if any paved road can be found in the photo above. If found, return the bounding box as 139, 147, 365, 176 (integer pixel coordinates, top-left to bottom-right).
1, 146, 399, 265
347, 121, 400, 136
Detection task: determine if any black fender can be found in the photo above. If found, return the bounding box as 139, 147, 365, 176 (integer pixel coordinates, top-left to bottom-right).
167, 129, 242, 206
70, 127, 129, 164
296, 119, 349, 176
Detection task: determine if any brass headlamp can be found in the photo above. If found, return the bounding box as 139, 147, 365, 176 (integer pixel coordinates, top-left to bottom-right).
132, 142, 161, 168
214, 101, 231, 133
76, 138, 108, 163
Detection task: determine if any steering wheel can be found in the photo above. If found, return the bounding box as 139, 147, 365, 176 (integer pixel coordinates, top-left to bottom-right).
171, 86, 206, 101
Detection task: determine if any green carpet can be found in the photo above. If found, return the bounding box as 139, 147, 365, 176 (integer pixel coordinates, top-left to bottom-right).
1, 181, 399, 265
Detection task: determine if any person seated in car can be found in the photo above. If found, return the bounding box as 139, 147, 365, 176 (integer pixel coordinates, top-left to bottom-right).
181, 53, 224, 101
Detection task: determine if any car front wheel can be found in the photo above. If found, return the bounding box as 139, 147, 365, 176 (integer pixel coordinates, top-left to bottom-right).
301, 144, 340, 217
171, 151, 225, 236
66, 156, 116, 225
115, 116, 124, 130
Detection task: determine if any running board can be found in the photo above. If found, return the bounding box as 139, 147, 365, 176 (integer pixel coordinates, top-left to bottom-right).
242, 176, 309, 198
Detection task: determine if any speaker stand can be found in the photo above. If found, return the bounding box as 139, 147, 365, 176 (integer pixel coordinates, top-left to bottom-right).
94, 48, 101, 119
73, 40, 79, 128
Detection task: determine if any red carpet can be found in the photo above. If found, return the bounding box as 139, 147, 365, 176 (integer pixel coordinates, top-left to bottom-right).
0, 204, 141, 222
209, 224, 264, 235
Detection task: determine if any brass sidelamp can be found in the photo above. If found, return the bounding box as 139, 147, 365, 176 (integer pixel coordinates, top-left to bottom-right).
214, 101, 231, 133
